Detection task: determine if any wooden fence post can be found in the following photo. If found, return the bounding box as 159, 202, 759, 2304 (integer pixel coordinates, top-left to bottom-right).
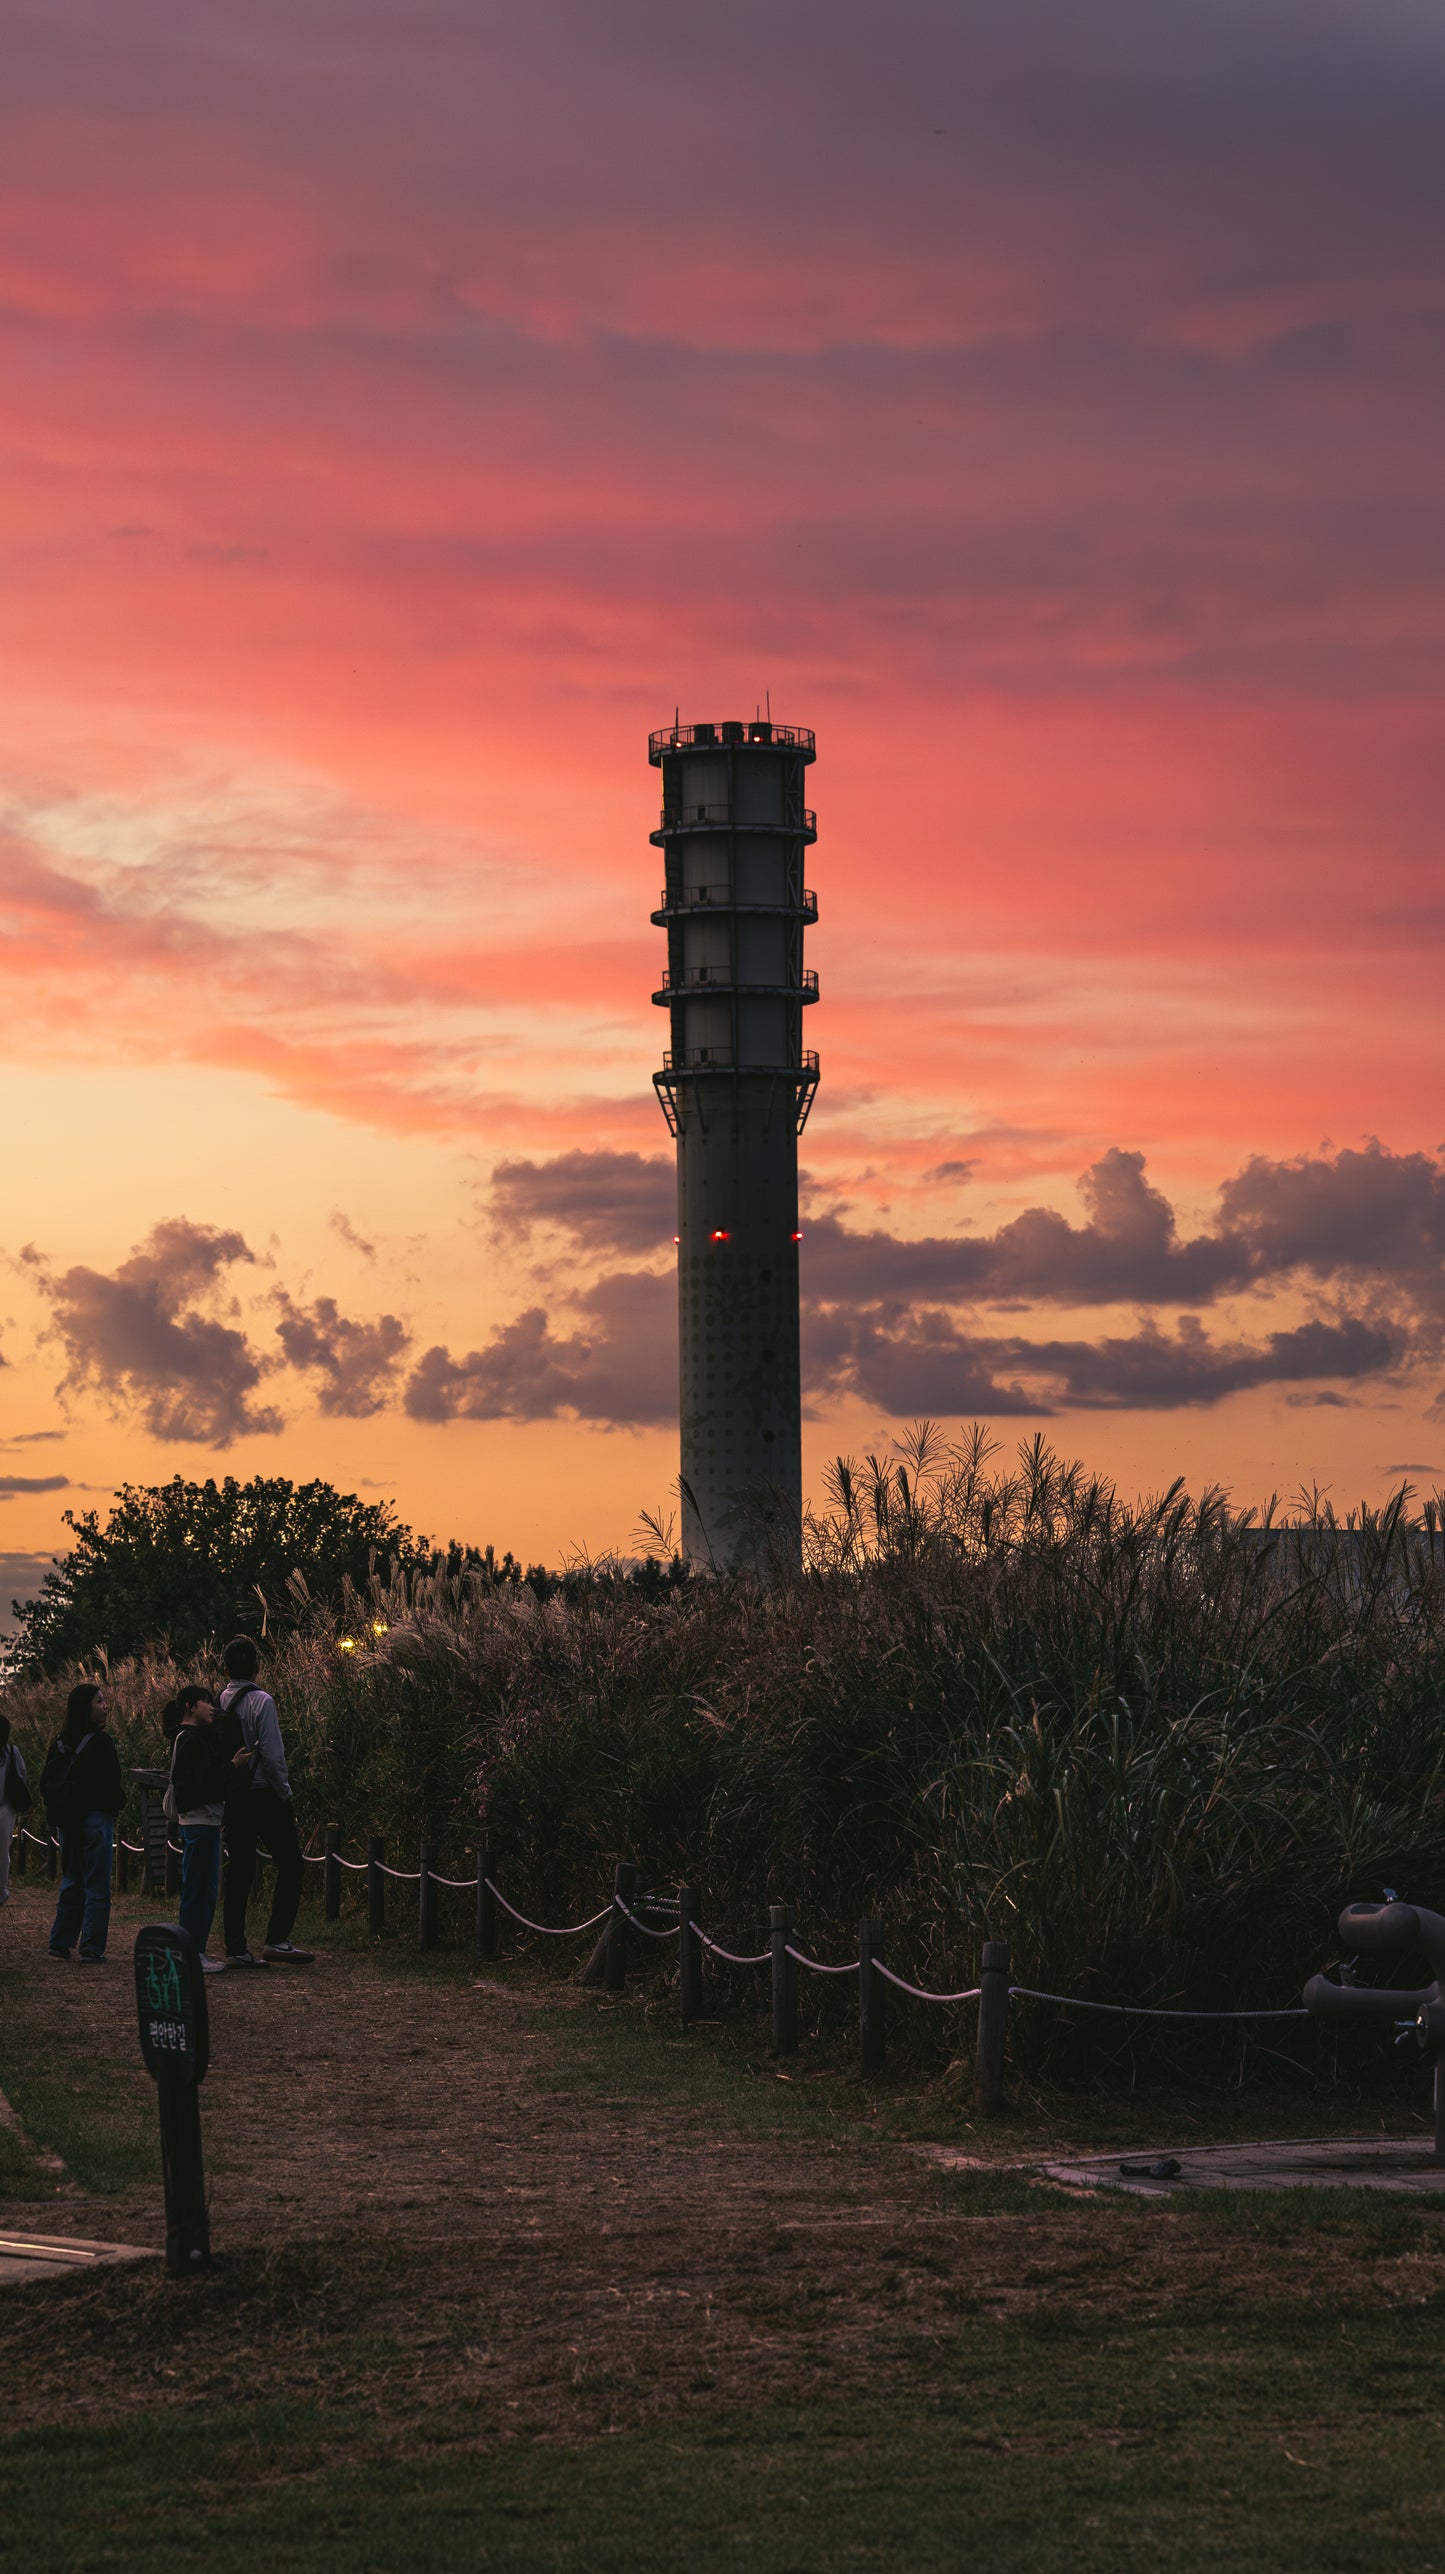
770, 1903, 798, 2055
976, 1938, 1010, 2117
679, 1884, 703, 2027
604, 1861, 639, 1992
859, 1916, 886, 2076
115, 1833, 129, 1896
475, 1839, 498, 1959
136, 1781, 169, 1899
367, 1836, 385, 1936
324, 1825, 341, 1923
418, 1840, 436, 1949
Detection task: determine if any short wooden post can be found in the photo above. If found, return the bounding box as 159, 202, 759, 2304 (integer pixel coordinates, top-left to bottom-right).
859, 1917, 886, 2076
679, 1884, 703, 2027
418, 1840, 436, 1949
976, 1937, 1010, 2117
136, 1780, 169, 1898
604, 1861, 640, 1992
115, 1833, 130, 1896
770, 1903, 798, 2055
475, 1839, 498, 1959
48, 1832, 59, 1883
367, 1836, 385, 1936
323, 1825, 341, 1922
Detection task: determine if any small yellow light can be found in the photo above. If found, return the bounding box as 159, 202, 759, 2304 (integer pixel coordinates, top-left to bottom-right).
371, 1620, 388, 1635
339, 1637, 357, 1653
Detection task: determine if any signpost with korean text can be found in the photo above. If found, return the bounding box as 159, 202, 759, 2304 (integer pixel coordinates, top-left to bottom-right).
133, 1923, 211, 2275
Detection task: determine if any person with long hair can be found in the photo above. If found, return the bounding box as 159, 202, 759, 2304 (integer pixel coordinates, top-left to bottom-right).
0, 1711, 33, 1905
40, 1682, 125, 1962
168, 1683, 245, 1970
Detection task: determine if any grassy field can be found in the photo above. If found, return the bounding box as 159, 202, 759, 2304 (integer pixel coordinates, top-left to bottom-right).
9, 2311, 1445, 2574
4, 1875, 1445, 2570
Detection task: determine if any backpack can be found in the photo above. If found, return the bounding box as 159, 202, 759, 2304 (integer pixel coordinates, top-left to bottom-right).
41, 1731, 95, 1831
217, 1683, 259, 1798
166, 1683, 252, 1823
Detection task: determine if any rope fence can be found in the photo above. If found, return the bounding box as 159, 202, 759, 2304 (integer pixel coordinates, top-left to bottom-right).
697, 1933, 771, 1966
10, 1811, 1321, 2106
615, 1896, 682, 1941
488, 1883, 613, 1937
871, 1963, 983, 2005
785, 1942, 858, 1978
1010, 1985, 1310, 2023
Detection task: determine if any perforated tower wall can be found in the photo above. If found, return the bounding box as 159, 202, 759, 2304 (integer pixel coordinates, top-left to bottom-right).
650, 718, 819, 1571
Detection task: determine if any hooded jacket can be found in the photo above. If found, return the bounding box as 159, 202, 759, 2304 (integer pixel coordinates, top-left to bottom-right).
218, 1679, 292, 1800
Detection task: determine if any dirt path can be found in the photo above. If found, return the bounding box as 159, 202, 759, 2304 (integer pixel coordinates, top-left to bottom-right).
2, 1881, 1441, 2446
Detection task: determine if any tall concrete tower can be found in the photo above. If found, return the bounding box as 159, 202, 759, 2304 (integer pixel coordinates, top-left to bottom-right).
650, 715, 819, 1570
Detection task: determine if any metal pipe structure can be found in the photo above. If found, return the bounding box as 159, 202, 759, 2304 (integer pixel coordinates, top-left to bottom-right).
1305, 1898, 1445, 2158
650, 716, 819, 1571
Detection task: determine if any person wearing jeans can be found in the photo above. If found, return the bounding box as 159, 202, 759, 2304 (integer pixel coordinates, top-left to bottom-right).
218, 1637, 312, 1966
0, 1713, 31, 1904
168, 1685, 240, 1971
42, 1683, 125, 1962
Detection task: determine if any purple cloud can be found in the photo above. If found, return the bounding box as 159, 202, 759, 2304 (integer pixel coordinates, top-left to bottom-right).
27, 1218, 282, 1446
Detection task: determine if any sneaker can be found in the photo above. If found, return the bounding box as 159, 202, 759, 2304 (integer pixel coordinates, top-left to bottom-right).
77, 1954, 108, 1966
262, 1941, 314, 1964
225, 1950, 264, 1969
48, 1948, 72, 1961
200, 1956, 227, 1974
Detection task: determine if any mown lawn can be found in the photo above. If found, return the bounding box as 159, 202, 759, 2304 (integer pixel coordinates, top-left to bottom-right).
8, 2302, 1445, 2574
6, 1879, 1445, 2572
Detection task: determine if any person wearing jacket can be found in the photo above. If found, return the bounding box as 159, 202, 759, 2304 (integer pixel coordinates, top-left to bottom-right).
42, 1683, 125, 1962
167, 1685, 244, 1971
0, 1712, 32, 1904
218, 1637, 312, 1967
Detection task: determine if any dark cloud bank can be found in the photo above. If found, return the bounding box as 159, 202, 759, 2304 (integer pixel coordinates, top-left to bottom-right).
444, 1140, 1444, 1424
12, 1141, 1443, 1444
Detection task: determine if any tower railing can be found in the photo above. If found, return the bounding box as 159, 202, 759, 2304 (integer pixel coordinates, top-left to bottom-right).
655, 966, 819, 998
655, 804, 816, 836
653, 887, 817, 920
649, 720, 815, 759
661, 1048, 820, 1075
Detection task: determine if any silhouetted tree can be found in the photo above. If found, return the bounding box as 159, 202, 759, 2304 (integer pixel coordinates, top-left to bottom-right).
11, 1475, 421, 1673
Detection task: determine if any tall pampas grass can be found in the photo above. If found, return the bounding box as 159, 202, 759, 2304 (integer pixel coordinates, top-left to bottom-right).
7, 1430, 1443, 2059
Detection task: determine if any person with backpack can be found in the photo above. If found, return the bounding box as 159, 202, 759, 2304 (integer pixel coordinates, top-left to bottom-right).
0, 1711, 33, 1904
166, 1685, 244, 1972
218, 1638, 312, 1967
41, 1683, 125, 1962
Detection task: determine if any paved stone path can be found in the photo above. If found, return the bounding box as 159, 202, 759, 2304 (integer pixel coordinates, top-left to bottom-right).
1040, 2137, 1445, 2197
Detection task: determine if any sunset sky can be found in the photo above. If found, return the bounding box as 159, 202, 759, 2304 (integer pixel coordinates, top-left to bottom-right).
3, 0, 1443, 1610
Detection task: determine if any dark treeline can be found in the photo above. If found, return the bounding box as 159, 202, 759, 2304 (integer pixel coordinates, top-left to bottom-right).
8, 1473, 685, 1674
